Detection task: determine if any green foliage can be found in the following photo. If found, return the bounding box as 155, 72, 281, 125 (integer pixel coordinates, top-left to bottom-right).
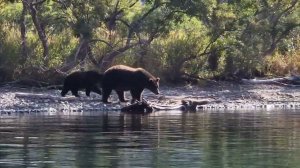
48, 29, 78, 67
0, 0, 299, 84
63, 0, 106, 38
0, 25, 21, 81
133, 17, 209, 83
265, 28, 300, 76
0, 27, 20, 65
0, 2, 22, 23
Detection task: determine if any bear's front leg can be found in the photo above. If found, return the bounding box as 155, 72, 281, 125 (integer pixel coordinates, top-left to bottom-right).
61, 87, 69, 97
130, 89, 143, 104
85, 88, 91, 96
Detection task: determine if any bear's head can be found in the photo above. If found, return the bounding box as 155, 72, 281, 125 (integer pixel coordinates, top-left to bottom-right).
147, 77, 160, 95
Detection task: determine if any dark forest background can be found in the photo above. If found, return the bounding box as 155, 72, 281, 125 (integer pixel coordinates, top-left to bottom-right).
0, 0, 299, 85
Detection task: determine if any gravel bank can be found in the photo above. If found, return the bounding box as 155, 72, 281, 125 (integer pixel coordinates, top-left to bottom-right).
1, 83, 300, 114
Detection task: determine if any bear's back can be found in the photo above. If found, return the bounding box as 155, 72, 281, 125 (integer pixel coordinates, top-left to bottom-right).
64, 71, 102, 87
103, 65, 155, 88
106, 65, 136, 72
105, 65, 155, 80
84, 71, 103, 84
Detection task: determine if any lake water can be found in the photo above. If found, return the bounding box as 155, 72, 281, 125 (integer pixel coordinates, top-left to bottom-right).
0, 110, 300, 168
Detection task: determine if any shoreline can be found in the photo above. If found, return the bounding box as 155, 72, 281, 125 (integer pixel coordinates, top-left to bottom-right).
1, 82, 300, 114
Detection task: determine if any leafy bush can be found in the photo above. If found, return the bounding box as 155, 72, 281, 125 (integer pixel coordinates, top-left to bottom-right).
0, 1, 299, 85
0, 25, 21, 81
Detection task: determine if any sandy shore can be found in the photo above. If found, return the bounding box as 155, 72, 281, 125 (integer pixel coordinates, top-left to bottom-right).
1, 82, 300, 113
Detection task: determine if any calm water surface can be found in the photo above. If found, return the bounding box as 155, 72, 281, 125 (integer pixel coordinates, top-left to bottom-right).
1, 110, 300, 168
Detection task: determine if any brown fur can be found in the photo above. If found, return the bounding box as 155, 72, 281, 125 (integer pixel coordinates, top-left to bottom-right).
101, 65, 160, 103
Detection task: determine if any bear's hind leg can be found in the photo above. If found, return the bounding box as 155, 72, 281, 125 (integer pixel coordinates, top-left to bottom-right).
116, 90, 128, 102
102, 88, 112, 103
71, 89, 80, 97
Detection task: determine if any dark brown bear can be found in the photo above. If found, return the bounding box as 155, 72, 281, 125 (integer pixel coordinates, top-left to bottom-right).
61, 71, 103, 97
102, 65, 160, 103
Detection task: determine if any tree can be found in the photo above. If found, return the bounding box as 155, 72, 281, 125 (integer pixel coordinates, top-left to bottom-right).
0, 0, 299, 83
23, 0, 50, 65
55, 0, 180, 72
166, 0, 300, 78
20, 0, 28, 63
227, 0, 300, 77
54, 0, 106, 72
97, 0, 177, 72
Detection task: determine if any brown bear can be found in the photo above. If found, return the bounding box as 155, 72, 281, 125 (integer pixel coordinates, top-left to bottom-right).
101, 65, 160, 103
61, 71, 103, 97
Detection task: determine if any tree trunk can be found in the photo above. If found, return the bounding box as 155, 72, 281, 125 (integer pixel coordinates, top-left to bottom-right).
60, 37, 91, 72
97, 2, 163, 72
25, 0, 49, 65
75, 38, 90, 71
98, 44, 137, 72
20, 1, 28, 63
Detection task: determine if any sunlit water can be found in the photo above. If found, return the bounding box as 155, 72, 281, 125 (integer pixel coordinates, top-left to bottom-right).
1, 110, 300, 168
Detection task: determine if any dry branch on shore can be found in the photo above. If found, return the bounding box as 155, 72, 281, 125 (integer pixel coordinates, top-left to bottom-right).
242, 76, 300, 86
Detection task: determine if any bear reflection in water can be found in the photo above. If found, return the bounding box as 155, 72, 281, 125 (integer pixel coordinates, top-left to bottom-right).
102, 65, 160, 104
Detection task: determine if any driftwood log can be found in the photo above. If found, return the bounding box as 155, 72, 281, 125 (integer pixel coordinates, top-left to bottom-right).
11, 93, 220, 113
121, 99, 220, 113
153, 99, 221, 111
242, 76, 300, 86
121, 100, 153, 113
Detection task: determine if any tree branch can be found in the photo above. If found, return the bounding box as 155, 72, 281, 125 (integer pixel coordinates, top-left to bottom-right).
90, 39, 113, 48
31, 0, 46, 6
